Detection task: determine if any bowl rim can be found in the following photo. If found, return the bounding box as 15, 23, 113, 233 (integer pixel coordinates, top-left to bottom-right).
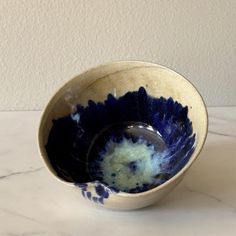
38, 60, 208, 197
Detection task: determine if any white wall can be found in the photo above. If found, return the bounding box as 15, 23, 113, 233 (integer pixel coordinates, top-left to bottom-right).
0, 0, 235, 110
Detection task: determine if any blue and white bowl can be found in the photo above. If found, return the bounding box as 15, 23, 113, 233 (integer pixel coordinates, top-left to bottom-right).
38, 61, 208, 210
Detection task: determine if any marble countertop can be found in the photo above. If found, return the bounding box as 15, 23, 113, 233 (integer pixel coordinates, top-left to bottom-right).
0, 107, 236, 236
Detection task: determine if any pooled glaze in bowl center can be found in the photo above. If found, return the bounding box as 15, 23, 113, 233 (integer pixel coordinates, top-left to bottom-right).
88, 122, 167, 193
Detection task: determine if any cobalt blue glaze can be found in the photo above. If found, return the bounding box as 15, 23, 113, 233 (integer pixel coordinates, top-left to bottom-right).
95, 185, 109, 199
75, 182, 111, 204
46, 87, 195, 200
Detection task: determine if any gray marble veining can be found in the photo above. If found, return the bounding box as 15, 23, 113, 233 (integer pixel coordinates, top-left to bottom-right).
0, 167, 44, 180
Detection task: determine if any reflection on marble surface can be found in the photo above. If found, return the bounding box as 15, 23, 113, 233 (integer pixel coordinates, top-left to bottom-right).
0, 108, 236, 236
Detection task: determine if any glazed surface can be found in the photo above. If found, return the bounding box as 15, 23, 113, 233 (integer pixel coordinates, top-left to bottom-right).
46, 87, 195, 193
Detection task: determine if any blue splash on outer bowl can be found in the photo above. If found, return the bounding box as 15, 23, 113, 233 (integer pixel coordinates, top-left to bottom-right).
45, 87, 195, 195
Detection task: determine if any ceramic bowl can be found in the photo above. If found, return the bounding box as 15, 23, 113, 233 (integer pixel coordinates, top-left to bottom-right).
38, 61, 208, 210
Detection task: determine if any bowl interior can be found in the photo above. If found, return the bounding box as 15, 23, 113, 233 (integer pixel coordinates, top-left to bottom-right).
38, 61, 208, 191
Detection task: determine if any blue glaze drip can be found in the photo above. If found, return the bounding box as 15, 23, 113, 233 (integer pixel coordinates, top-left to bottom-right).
95, 185, 109, 199
46, 87, 195, 194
